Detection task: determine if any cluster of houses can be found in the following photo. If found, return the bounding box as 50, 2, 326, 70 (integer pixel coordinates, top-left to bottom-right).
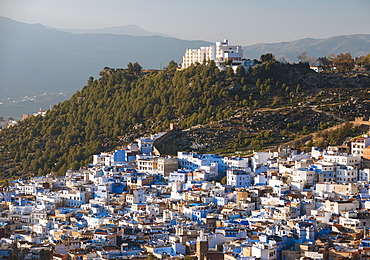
0, 108, 47, 132
2, 133, 370, 260
21, 107, 47, 121
0, 118, 17, 131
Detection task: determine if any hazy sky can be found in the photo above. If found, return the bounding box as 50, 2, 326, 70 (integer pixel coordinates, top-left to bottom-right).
1, 0, 370, 46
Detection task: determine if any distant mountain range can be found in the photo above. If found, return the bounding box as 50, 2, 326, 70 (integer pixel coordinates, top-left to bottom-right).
54, 24, 172, 38
0, 17, 211, 118
243, 34, 370, 61
1, 16, 369, 118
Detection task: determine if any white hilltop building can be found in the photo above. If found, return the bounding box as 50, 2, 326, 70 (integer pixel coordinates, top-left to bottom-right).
181, 39, 255, 72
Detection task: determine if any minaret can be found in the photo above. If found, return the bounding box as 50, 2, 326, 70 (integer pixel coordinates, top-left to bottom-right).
196, 230, 208, 260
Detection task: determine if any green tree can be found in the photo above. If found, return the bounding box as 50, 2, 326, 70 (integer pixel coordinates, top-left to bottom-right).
133, 62, 142, 75
295, 84, 301, 93
87, 76, 94, 86
227, 66, 234, 77
127, 62, 134, 74
260, 53, 274, 62
166, 60, 178, 71
357, 53, 370, 70
236, 65, 246, 77
256, 79, 262, 88
208, 59, 217, 69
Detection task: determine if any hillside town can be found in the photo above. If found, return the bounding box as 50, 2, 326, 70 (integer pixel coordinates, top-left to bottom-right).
2, 1, 370, 260
2, 128, 370, 260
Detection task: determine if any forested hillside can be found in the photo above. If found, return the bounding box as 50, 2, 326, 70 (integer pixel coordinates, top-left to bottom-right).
1, 58, 370, 180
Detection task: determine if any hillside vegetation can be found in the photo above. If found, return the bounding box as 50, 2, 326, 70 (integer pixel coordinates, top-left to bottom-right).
1, 59, 370, 180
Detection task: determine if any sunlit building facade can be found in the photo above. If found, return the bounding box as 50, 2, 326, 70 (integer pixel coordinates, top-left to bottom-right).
181, 39, 244, 69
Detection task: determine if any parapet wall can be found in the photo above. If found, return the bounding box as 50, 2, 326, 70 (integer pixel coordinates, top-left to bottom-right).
152, 125, 180, 155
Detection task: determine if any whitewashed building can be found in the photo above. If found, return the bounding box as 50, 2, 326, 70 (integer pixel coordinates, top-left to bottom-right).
181, 39, 251, 71
351, 136, 370, 156
227, 169, 252, 188
335, 165, 358, 184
